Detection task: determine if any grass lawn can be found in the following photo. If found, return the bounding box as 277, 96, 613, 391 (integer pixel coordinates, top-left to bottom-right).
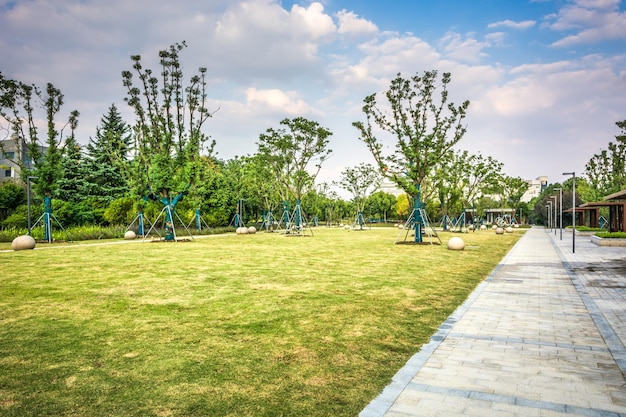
0, 227, 522, 416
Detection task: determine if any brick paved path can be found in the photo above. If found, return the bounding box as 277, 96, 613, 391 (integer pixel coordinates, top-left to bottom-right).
361, 227, 626, 417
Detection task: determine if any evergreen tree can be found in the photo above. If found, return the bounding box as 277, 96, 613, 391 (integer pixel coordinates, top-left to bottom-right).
56, 135, 88, 202
83, 104, 132, 203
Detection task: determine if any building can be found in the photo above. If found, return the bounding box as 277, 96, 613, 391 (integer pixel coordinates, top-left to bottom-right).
521, 176, 548, 203
0, 139, 38, 183
379, 177, 404, 197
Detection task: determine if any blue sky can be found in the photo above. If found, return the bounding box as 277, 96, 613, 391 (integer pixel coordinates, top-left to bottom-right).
1, 0, 625, 197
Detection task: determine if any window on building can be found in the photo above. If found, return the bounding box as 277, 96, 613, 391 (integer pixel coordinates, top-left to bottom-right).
4, 168, 12, 178
2, 151, 15, 159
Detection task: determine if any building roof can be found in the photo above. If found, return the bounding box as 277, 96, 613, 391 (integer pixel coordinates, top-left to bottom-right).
604, 189, 626, 201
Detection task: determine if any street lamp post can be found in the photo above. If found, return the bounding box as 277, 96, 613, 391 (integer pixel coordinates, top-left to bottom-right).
563, 172, 576, 253
27, 176, 38, 236
554, 188, 562, 240
550, 195, 557, 236
546, 202, 552, 231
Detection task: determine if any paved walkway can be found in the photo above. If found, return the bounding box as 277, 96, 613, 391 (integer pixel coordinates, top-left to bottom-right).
360, 226, 626, 417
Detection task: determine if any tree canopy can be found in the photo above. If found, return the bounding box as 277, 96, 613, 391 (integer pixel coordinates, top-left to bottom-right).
122, 41, 216, 202
257, 117, 332, 202
353, 71, 470, 200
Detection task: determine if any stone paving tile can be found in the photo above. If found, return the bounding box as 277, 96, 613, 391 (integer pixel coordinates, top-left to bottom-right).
360, 227, 626, 417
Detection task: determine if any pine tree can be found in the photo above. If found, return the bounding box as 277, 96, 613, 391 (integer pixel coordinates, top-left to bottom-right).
83, 104, 131, 204
56, 135, 88, 202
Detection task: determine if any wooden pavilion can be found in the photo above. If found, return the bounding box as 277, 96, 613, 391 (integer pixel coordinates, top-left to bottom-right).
565, 189, 626, 232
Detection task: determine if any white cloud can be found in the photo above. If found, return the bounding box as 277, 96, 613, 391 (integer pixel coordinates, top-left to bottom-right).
547, 0, 626, 46
487, 19, 536, 30
336, 10, 378, 36
438, 32, 489, 64
244, 87, 317, 116
2, 0, 625, 190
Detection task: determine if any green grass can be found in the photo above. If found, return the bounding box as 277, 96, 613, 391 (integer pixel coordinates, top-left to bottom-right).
595, 231, 626, 238
0, 227, 522, 416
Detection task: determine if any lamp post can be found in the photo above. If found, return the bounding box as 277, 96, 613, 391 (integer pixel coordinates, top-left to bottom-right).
563, 172, 576, 253
550, 195, 557, 236
27, 176, 38, 236
546, 202, 552, 231
554, 188, 562, 240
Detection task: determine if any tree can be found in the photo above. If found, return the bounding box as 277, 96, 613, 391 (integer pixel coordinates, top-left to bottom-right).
257, 117, 332, 232
82, 104, 132, 204
499, 175, 529, 222
353, 71, 469, 241
0, 73, 79, 240
584, 119, 626, 197
365, 190, 396, 223
338, 163, 380, 228
56, 135, 88, 203
458, 152, 503, 209
122, 41, 216, 240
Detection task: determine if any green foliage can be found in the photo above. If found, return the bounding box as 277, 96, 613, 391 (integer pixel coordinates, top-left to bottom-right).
257, 117, 332, 201
338, 163, 380, 213
56, 135, 89, 202
104, 196, 139, 225
365, 190, 396, 222
50, 199, 95, 226
0, 181, 26, 223
82, 104, 132, 203
0, 73, 79, 198
595, 231, 626, 239
1, 204, 42, 229
122, 41, 215, 202
353, 71, 470, 199
585, 119, 626, 198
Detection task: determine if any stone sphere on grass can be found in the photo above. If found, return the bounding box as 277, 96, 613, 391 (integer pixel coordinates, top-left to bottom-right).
12, 235, 36, 251
248, 226, 257, 234
124, 230, 137, 240
480, 225, 487, 230
236, 227, 249, 235
496, 227, 505, 235
506, 227, 514, 233
447, 236, 465, 251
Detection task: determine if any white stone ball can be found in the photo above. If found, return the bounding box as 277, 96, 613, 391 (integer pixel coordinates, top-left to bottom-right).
468, 224, 474, 231
248, 226, 257, 234
514, 224, 520, 228
12, 235, 36, 251
480, 225, 487, 230
447, 236, 465, 251
236, 227, 249, 234
124, 230, 137, 240
344, 224, 351, 230
492, 225, 497, 230
506, 227, 514, 233
339, 223, 344, 227
496, 227, 505, 235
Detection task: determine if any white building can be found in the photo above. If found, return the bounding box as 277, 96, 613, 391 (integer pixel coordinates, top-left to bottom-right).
521, 176, 548, 203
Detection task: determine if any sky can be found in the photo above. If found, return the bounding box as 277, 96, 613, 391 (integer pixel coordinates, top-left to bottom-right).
1, 0, 626, 197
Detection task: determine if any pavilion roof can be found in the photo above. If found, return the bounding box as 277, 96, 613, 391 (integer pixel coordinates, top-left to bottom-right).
604, 189, 626, 201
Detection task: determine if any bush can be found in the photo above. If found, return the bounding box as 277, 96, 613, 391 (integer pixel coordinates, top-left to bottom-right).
104, 196, 136, 225
595, 231, 626, 239
1, 204, 43, 229
576, 226, 604, 232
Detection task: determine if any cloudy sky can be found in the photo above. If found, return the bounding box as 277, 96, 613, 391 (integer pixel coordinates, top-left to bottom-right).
2, 0, 625, 195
